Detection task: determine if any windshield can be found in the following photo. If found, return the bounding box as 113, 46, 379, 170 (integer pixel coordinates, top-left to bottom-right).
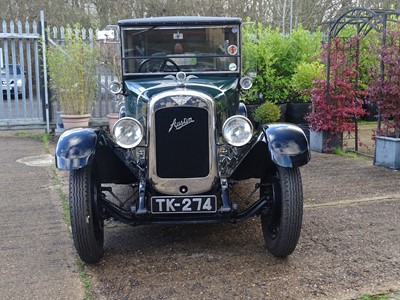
121, 25, 240, 75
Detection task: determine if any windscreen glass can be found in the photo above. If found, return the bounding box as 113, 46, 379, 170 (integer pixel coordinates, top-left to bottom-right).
121, 25, 240, 74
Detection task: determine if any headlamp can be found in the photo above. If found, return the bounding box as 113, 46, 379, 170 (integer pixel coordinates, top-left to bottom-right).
113, 117, 144, 148
222, 115, 253, 147
239, 76, 253, 90
109, 81, 123, 94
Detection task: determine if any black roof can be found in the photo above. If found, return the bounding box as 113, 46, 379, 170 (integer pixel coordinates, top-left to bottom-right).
118, 16, 242, 27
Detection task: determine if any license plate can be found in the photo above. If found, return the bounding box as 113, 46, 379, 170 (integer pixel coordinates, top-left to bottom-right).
151, 195, 217, 214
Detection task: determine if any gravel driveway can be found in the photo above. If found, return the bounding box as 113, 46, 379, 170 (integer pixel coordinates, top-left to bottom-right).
84, 152, 400, 300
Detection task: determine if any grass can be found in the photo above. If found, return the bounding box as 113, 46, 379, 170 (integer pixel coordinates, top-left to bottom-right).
17, 131, 51, 153
357, 293, 391, 300
304, 196, 313, 204
357, 120, 378, 126
333, 147, 373, 161
52, 167, 71, 224
52, 166, 92, 300
334, 147, 353, 157
333, 147, 359, 158
77, 259, 93, 300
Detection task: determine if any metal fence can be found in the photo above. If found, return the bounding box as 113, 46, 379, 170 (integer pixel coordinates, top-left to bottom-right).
0, 13, 48, 130
0, 11, 118, 131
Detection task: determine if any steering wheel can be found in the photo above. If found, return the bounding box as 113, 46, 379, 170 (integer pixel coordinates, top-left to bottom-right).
138, 58, 180, 73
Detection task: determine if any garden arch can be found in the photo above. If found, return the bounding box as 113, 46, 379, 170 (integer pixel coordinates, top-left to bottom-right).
324, 8, 400, 153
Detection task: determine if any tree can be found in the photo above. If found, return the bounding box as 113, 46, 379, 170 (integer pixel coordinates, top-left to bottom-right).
2, 0, 398, 34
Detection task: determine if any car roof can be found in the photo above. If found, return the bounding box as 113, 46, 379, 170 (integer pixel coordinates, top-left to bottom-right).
118, 16, 242, 27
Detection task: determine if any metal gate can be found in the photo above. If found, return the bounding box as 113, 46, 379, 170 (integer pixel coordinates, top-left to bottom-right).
1, 11, 119, 131
0, 11, 50, 131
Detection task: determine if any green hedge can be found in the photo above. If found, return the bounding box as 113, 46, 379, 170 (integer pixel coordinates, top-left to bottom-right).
242, 20, 323, 103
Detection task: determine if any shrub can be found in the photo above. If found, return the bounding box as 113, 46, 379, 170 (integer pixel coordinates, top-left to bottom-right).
253, 102, 281, 124
242, 20, 323, 103
368, 25, 400, 137
291, 61, 324, 102
306, 37, 367, 150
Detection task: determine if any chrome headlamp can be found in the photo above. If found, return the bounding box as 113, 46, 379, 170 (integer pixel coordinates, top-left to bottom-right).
239, 76, 253, 90
113, 117, 144, 148
109, 81, 123, 94
222, 115, 253, 147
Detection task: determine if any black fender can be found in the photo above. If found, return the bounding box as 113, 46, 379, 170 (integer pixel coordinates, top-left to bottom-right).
55, 127, 138, 184
55, 128, 100, 170
229, 123, 310, 180
262, 123, 310, 168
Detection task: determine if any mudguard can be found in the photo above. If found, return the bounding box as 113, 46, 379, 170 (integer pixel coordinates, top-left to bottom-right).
229, 123, 310, 180
262, 123, 310, 168
55, 128, 99, 170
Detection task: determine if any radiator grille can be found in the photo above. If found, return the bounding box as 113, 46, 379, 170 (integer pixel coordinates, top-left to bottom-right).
155, 106, 209, 178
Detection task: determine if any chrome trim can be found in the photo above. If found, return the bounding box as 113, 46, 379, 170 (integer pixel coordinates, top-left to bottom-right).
133, 79, 230, 102
113, 117, 144, 149
148, 89, 218, 195
238, 102, 247, 117
222, 115, 253, 147
124, 70, 241, 76
109, 81, 123, 94
239, 76, 253, 90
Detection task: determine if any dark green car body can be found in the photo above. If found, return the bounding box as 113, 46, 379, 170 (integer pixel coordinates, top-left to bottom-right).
55, 16, 310, 263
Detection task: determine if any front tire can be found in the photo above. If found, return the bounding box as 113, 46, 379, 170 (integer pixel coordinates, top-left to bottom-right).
260, 166, 303, 257
69, 167, 104, 263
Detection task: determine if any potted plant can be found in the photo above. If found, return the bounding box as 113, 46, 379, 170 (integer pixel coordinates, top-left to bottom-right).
252, 101, 281, 126
368, 27, 400, 169
47, 25, 99, 129
242, 21, 322, 129
288, 60, 323, 122
306, 37, 367, 152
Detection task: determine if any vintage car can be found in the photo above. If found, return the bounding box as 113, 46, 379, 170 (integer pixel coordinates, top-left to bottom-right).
55, 16, 310, 264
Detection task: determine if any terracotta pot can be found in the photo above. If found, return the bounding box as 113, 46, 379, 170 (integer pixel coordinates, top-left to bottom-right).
107, 113, 119, 134
61, 114, 91, 130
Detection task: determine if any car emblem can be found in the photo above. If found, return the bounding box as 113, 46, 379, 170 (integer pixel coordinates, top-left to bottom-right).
165, 72, 198, 87
168, 117, 195, 132
170, 95, 192, 106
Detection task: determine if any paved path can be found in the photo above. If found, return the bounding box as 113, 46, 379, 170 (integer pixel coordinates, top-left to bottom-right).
0, 132, 84, 299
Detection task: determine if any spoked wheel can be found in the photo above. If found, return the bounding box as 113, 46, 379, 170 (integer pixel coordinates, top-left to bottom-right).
260, 166, 303, 257
69, 166, 104, 263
